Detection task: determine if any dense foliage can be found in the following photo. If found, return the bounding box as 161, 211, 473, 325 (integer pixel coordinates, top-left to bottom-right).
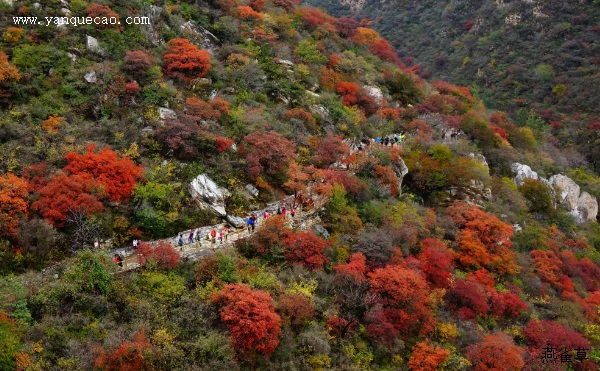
0, 0, 599, 369
305, 0, 600, 173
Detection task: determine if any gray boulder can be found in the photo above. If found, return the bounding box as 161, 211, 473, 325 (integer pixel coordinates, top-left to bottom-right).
575, 192, 598, 223
86, 35, 104, 55
226, 215, 246, 229
84, 70, 96, 83
158, 107, 177, 121
511, 163, 539, 186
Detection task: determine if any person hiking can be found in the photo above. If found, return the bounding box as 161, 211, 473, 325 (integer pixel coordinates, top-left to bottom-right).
188, 231, 194, 244
291, 207, 296, 218
224, 226, 229, 241
114, 254, 123, 268
219, 230, 224, 243
196, 229, 201, 242
282, 207, 287, 216
132, 239, 138, 250
277, 207, 282, 215
178, 234, 184, 247
247, 217, 253, 232
263, 210, 270, 219
210, 228, 217, 244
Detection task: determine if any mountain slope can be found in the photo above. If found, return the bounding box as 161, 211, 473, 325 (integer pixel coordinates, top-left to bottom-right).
304, 0, 600, 170
0, 0, 600, 370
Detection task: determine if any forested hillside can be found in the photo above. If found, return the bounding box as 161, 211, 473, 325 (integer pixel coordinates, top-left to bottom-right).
303, 0, 600, 172
0, 0, 600, 369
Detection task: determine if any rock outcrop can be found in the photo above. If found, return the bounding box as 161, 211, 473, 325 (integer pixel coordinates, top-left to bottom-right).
512, 164, 598, 223
548, 175, 580, 211
189, 174, 230, 217
392, 157, 409, 193
511, 163, 539, 186
576, 192, 598, 223
549, 175, 598, 223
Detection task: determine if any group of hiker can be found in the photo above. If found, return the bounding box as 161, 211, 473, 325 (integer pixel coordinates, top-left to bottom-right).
355, 134, 405, 151
178, 225, 231, 247
114, 200, 302, 269
375, 133, 404, 147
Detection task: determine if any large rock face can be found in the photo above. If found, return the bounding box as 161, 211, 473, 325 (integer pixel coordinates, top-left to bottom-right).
392, 157, 409, 193
189, 174, 230, 217
549, 174, 598, 223
512, 164, 598, 223
549, 174, 580, 211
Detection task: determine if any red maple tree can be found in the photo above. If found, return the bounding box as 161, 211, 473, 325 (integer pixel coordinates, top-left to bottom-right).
417, 238, 455, 288
137, 241, 180, 268
123, 50, 152, 76
465, 333, 524, 371
94, 329, 155, 370
239, 131, 296, 180
366, 265, 434, 344
32, 173, 105, 227
334, 252, 368, 282
316, 133, 350, 168
277, 293, 314, 327
282, 231, 331, 270
409, 340, 450, 371
86, 3, 122, 31
212, 283, 281, 358
0, 173, 29, 238
447, 201, 519, 274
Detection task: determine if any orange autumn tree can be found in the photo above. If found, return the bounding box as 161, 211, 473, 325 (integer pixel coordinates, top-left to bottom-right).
0, 173, 28, 238
530, 249, 564, 287
86, 3, 122, 32
3, 27, 23, 43
94, 329, 155, 371
163, 38, 211, 81
447, 201, 519, 275
235, 5, 262, 19
0, 51, 20, 100
64, 144, 143, 203
409, 340, 450, 371
212, 283, 281, 359
41, 114, 63, 133
465, 333, 524, 371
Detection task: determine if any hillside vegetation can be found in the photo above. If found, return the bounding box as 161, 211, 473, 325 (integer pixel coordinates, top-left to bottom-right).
304, 0, 600, 173
0, 0, 600, 370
